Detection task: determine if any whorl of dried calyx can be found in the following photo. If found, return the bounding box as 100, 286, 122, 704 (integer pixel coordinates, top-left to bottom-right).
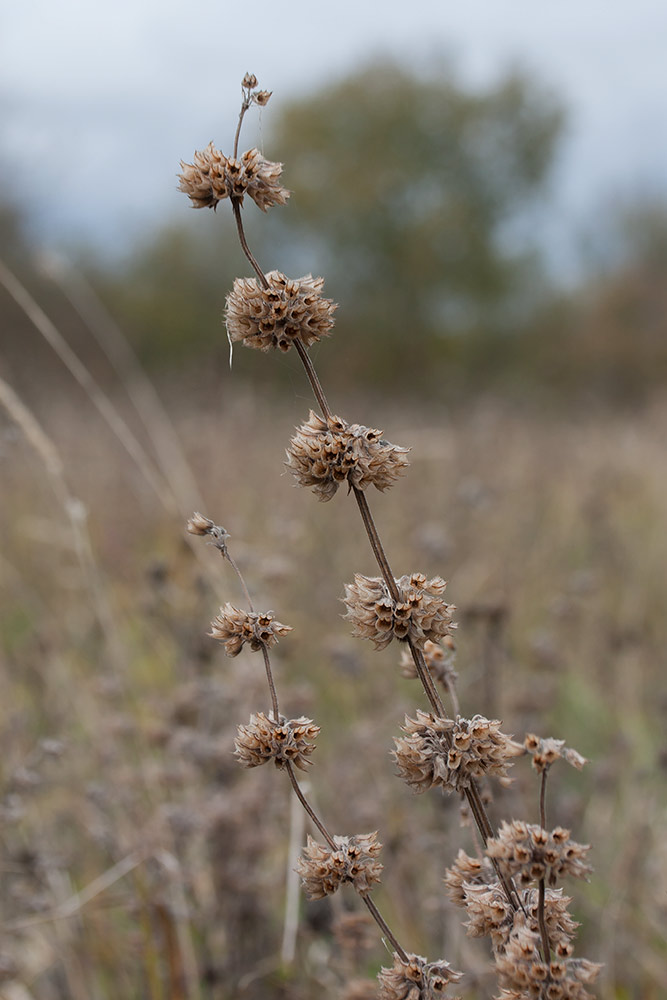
343, 573, 455, 650
286, 411, 409, 501
178, 143, 289, 212
226, 272, 336, 352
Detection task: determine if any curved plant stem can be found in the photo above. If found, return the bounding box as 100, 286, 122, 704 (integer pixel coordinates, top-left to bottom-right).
231, 200, 268, 288
285, 763, 336, 850
294, 339, 332, 420
537, 878, 551, 965
363, 896, 409, 963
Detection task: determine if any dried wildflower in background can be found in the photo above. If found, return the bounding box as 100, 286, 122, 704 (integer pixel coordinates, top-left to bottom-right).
377, 952, 463, 1000
178, 143, 289, 211
343, 573, 455, 650
296, 832, 383, 899
524, 733, 587, 773
393, 711, 523, 793
226, 272, 336, 352
286, 410, 409, 500
209, 603, 292, 656
486, 821, 592, 887
234, 713, 319, 770
400, 637, 457, 687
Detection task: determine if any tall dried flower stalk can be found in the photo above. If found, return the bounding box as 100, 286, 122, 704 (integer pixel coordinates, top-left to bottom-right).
180, 75, 600, 999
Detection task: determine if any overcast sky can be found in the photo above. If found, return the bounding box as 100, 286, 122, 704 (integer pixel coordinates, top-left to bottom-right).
2, 0, 667, 273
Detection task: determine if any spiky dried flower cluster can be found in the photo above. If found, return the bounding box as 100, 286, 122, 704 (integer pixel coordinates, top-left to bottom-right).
241, 72, 272, 106
296, 832, 383, 899
343, 573, 455, 651
400, 637, 458, 687
226, 271, 336, 353
377, 952, 463, 1000
393, 711, 523, 794
443, 849, 497, 906
524, 734, 587, 774
209, 603, 292, 656
495, 923, 601, 999
234, 713, 319, 770
286, 411, 409, 501
486, 821, 592, 888
178, 143, 289, 212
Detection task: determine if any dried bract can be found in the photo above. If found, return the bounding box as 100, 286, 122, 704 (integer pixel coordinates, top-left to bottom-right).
394, 711, 523, 794
524, 733, 587, 774
343, 573, 455, 651
486, 821, 592, 888
296, 832, 383, 899
286, 411, 409, 501
226, 271, 336, 352
400, 637, 458, 688
377, 952, 463, 1000
444, 849, 498, 906
234, 713, 319, 770
178, 143, 289, 212
209, 603, 292, 656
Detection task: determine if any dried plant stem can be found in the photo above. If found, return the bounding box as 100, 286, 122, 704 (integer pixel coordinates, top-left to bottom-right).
540, 769, 548, 828
363, 896, 409, 963
537, 769, 551, 962
227, 202, 515, 908
233, 97, 252, 159
294, 339, 332, 420
537, 878, 551, 965
261, 644, 280, 722
231, 200, 269, 289
285, 762, 336, 850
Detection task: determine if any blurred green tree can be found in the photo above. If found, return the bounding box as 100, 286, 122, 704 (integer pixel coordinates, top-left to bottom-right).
263, 60, 564, 389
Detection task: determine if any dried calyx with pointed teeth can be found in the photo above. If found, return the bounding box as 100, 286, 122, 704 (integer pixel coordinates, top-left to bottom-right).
286, 410, 409, 501
209, 604, 292, 656
343, 572, 455, 650
226, 271, 336, 352
234, 713, 319, 770
178, 144, 289, 212
296, 832, 384, 899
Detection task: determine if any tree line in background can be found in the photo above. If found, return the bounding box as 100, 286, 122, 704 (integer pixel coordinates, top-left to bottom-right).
2, 60, 667, 405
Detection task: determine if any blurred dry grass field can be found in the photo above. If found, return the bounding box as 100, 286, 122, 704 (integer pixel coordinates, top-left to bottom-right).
1, 379, 666, 999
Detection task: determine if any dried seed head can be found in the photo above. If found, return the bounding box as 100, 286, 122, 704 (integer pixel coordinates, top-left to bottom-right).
178, 143, 289, 212
296, 832, 383, 899
226, 271, 336, 352
394, 711, 523, 794
186, 512, 216, 536
242, 72, 258, 89
524, 733, 587, 774
444, 848, 498, 906
401, 637, 458, 687
254, 89, 272, 106
486, 821, 592, 888
209, 604, 292, 656
343, 573, 455, 651
286, 411, 409, 501
495, 921, 601, 999
377, 952, 463, 1000
234, 713, 319, 770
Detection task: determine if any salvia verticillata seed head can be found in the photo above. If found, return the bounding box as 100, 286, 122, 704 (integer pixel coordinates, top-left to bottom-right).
209, 604, 292, 656
242, 72, 258, 89
226, 272, 336, 352
234, 713, 319, 770
286, 411, 409, 501
485, 820, 592, 888
343, 573, 455, 651
295, 832, 383, 899
178, 144, 289, 212
254, 90, 272, 106
393, 711, 523, 794
495, 921, 601, 999
186, 512, 230, 551
400, 637, 458, 687
377, 952, 463, 1000
524, 733, 587, 774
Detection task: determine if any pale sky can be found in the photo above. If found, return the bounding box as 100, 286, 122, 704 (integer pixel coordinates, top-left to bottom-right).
2, 0, 667, 273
